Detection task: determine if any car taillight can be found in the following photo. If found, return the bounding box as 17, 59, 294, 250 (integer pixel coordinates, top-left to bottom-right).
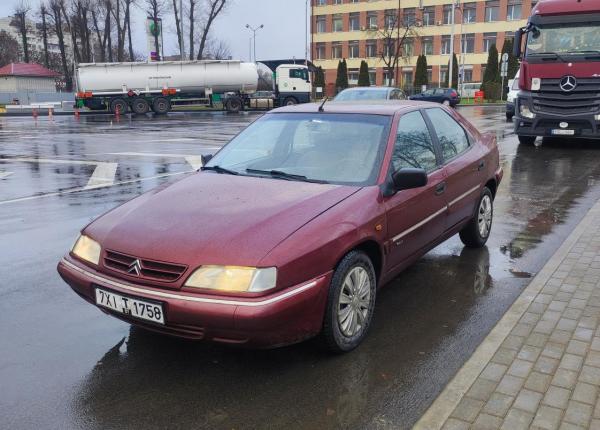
450, 91, 458, 97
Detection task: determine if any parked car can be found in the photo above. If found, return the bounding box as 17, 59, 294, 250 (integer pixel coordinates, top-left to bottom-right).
409, 88, 461, 107
506, 70, 520, 121
333, 86, 406, 102
460, 83, 483, 99
58, 101, 502, 352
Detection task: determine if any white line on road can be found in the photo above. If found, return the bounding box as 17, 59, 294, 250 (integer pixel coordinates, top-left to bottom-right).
0, 172, 14, 179
107, 152, 205, 170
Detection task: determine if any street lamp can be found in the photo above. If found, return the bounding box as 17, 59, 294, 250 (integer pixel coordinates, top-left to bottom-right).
245, 24, 264, 63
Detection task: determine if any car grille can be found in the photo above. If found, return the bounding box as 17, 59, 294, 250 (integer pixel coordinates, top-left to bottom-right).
532, 78, 600, 115
104, 250, 187, 282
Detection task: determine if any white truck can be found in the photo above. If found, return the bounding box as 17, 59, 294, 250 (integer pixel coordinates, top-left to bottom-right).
74, 60, 311, 114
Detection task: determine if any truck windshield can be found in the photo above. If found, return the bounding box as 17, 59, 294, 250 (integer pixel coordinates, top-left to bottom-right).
205, 113, 391, 186
526, 23, 600, 58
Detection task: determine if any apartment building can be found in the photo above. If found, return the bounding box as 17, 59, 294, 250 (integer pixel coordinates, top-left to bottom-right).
311, 0, 533, 94
0, 17, 69, 58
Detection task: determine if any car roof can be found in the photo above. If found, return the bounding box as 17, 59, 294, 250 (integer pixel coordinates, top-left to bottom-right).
272, 100, 442, 115
338, 86, 395, 92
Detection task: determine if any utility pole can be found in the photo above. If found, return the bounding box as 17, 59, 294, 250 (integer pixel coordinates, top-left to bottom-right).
448, 0, 456, 88
180, 0, 185, 61
305, 0, 308, 65
245, 24, 264, 63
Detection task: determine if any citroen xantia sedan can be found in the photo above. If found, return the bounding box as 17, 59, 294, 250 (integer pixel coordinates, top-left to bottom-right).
58, 101, 502, 352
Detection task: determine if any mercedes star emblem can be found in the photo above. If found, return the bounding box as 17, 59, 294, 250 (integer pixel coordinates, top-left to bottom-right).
559, 75, 577, 92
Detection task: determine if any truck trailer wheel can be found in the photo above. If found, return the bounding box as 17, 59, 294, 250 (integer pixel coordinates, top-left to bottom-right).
225, 97, 243, 113
132, 97, 150, 115
283, 97, 298, 106
518, 135, 537, 145
152, 97, 171, 115
110, 98, 128, 114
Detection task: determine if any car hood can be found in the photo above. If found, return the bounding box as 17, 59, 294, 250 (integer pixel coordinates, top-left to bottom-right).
85, 172, 361, 269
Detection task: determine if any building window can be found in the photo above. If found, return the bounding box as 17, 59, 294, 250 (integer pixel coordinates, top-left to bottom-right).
462, 33, 475, 53
463, 3, 476, 23
348, 69, 359, 85
402, 69, 413, 87
462, 67, 473, 83
316, 16, 326, 33
403, 8, 416, 27
349, 13, 360, 31
422, 6, 435, 26
427, 66, 433, 85
383, 40, 395, 58
422, 36, 433, 56
443, 5, 453, 25
333, 14, 343, 32
367, 11, 378, 29
316, 43, 326, 59
507, 0, 522, 21
383, 71, 395, 86
403, 38, 414, 57
485, 1, 499, 22
316, 0, 326, 6
369, 68, 377, 85
334, 0, 343, 4
384, 9, 397, 29
349, 41, 359, 58
441, 35, 451, 55
483, 33, 497, 53
366, 39, 377, 57
440, 66, 448, 85
332, 43, 342, 58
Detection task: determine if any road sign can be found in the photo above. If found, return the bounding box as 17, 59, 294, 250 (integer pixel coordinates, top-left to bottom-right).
502, 53, 509, 62
501, 61, 508, 78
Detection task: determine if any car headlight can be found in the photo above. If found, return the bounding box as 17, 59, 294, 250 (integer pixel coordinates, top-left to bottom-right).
519, 104, 536, 119
185, 266, 277, 293
71, 234, 101, 265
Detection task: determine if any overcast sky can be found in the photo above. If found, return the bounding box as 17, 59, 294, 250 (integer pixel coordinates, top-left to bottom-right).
0, 0, 310, 61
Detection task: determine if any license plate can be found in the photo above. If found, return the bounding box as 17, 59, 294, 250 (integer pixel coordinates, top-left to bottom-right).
551, 129, 575, 136
95, 288, 165, 325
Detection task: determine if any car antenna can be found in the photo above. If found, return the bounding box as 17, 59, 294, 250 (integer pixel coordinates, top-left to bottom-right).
318, 96, 329, 112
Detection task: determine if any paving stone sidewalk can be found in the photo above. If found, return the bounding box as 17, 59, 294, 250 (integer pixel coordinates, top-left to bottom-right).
415, 200, 600, 430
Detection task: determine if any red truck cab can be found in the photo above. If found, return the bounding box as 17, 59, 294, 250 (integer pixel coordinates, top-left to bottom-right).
513, 0, 600, 144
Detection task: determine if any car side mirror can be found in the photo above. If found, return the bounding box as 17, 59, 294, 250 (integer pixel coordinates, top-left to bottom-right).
201, 154, 213, 166
392, 168, 428, 191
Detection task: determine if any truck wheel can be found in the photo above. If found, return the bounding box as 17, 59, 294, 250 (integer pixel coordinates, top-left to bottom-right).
132, 98, 150, 115
110, 98, 128, 115
506, 113, 514, 121
283, 97, 298, 106
518, 135, 537, 145
152, 97, 171, 115
225, 97, 242, 113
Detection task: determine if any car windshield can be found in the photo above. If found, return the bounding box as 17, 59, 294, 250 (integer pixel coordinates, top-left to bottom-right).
526, 23, 600, 57
334, 89, 390, 101
205, 113, 391, 186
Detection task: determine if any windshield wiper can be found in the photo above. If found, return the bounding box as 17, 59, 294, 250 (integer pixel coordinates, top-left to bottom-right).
565, 50, 600, 58
200, 165, 239, 175
245, 168, 328, 184
529, 52, 567, 62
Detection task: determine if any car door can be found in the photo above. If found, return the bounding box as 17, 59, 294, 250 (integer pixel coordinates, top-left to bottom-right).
423, 107, 485, 231
384, 110, 447, 270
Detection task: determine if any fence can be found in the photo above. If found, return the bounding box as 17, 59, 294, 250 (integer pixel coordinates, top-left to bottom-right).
0, 91, 75, 105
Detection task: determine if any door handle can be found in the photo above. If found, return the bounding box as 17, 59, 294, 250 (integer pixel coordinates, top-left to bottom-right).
435, 182, 446, 195
478, 160, 485, 171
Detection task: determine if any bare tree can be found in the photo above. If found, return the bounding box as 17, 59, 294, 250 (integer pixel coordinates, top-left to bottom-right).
11, 1, 32, 63
196, 0, 226, 60
125, 0, 135, 61
145, 0, 168, 60
204, 38, 230, 60
172, 0, 183, 58
0, 30, 21, 67
48, 0, 72, 90
39, 3, 50, 67
187, 0, 197, 60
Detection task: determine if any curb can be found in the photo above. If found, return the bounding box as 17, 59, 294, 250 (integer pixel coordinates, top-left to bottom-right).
413, 196, 600, 429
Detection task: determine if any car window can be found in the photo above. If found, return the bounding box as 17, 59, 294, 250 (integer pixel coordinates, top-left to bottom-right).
392, 111, 438, 172
424, 89, 435, 95
426, 108, 470, 162
289, 68, 309, 80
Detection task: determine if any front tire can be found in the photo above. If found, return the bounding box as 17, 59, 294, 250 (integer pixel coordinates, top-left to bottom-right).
284, 97, 298, 106
321, 251, 376, 353
459, 187, 493, 248
518, 135, 537, 145
132, 97, 150, 115
506, 113, 514, 121
110, 98, 128, 114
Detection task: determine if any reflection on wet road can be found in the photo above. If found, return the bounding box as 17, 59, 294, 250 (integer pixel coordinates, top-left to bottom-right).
2, 108, 600, 429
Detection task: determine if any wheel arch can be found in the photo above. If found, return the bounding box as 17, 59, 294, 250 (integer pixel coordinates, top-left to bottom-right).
336, 239, 384, 284
484, 178, 497, 200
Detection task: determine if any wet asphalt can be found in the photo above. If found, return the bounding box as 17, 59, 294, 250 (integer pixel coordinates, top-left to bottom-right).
2, 107, 600, 430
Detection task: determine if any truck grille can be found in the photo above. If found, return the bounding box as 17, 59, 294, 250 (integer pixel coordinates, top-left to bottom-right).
104, 250, 187, 282
532, 78, 600, 115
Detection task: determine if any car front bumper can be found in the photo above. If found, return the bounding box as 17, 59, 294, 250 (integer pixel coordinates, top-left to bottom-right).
58, 256, 331, 348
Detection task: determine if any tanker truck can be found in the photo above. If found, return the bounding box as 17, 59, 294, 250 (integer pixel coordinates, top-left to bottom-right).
74, 60, 312, 114
512, 0, 600, 145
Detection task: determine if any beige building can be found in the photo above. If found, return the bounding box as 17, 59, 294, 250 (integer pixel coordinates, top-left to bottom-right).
0, 63, 59, 92
311, 0, 534, 94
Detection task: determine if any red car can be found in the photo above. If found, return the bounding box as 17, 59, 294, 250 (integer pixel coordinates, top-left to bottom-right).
58, 101, 502, 352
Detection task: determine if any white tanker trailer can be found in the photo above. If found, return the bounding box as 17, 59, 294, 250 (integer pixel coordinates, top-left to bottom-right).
74, 60, 311, 114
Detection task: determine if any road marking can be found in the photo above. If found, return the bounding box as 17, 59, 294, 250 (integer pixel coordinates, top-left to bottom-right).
107, 152, 205, 170
0, 172, 14, 179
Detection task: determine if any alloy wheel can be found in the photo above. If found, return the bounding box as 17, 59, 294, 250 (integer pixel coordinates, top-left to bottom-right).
478, 195, 493, 238
337, 266, 371, 337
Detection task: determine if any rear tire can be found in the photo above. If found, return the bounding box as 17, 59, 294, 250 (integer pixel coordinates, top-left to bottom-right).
283, 97, 298, 106
225, 97, 243, 113
518, 135, 537, 145
459, 188, 493, 248
110, 98, 128, 114
151, 97, 171, 115
442, 99, 451, 106
131, 97, 150, 115
321, 250, 376, 353
506, 113, 514, 121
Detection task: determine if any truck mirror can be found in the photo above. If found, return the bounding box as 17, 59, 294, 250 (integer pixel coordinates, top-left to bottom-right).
514, 28, 523, 58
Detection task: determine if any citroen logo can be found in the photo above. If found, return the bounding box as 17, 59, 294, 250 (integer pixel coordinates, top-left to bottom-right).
127, 259, 142, 276
560, 75, 577, 92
